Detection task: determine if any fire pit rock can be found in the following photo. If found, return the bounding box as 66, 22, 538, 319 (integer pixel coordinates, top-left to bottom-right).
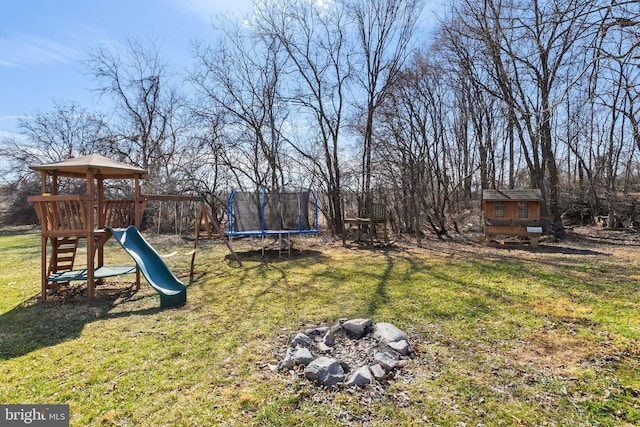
277, 318, 411, 388
304, 356, 345, 387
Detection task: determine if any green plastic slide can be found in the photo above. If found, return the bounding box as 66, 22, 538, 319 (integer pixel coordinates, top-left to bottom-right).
107, 226, 186, 308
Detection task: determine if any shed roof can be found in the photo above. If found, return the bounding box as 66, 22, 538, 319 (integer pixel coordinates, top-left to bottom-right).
482, 189, 542, 201
30, 154, 148, 179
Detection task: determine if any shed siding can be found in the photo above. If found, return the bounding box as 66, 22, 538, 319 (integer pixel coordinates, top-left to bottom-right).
482, 189, 543, 247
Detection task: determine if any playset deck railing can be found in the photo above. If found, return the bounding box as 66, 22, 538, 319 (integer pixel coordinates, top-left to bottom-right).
28, 195, 146, 236
29, 195, 91, 236
103, 199, 148, 229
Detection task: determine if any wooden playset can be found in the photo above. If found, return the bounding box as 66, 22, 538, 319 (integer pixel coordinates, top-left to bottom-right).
27, 155, 238, 304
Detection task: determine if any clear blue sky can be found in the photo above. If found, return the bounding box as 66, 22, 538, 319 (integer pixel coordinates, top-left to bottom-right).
0, 0, 253, 138
0, 0, 440, 140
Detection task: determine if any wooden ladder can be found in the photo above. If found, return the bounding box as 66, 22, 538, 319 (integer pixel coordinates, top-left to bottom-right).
47, 236, 79, 277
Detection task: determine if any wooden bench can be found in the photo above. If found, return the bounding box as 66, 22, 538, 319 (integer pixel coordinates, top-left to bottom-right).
344, 202, 388, 244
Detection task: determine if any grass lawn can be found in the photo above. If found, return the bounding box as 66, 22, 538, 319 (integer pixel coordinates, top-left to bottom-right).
0, 227, 639, 426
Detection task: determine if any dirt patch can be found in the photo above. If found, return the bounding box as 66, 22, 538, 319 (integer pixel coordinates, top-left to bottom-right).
45, 280, 138, 305
509, 328, 611, 376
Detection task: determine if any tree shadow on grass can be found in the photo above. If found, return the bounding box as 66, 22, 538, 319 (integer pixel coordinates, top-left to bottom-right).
225, 249, 326, 264
0, 281, 165, 360
364, 247, 396, 317
534, 244, 609, 256
229, 251, 331, 319
318, 243, 404, 318
485, 243, 610, 257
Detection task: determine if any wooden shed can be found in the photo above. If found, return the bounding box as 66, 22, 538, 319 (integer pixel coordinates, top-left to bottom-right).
482, 189, 543, 247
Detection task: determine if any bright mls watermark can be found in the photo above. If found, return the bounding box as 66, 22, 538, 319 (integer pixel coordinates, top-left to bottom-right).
1, 405, 69, 426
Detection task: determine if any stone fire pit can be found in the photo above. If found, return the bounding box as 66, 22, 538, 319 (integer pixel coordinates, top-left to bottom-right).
276, 318, 411, 388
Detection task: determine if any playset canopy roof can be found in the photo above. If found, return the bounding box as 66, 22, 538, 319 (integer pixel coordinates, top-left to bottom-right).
29, 154, 148, 179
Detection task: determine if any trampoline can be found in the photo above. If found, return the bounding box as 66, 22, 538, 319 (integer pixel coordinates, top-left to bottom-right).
226, 188, 319, 254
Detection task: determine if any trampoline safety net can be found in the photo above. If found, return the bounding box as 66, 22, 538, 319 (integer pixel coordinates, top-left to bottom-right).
227, 189, 318, 236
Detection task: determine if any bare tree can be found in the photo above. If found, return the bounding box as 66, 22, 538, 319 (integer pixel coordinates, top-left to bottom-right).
349, 0, 424, 212
85, 37, 186, 193
0, 101, 110, 182
0, 101, 110, 224
584, 0, 640, 225
451, 0, 601, 234
436, 16, 504, 193
190, 17, 290, 192
377, 68, 430, 244
377, 51, 464, 241
255, 0, 352, 235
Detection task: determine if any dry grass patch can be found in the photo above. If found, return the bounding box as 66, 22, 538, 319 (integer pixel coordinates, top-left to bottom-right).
510, 327, 615, 376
